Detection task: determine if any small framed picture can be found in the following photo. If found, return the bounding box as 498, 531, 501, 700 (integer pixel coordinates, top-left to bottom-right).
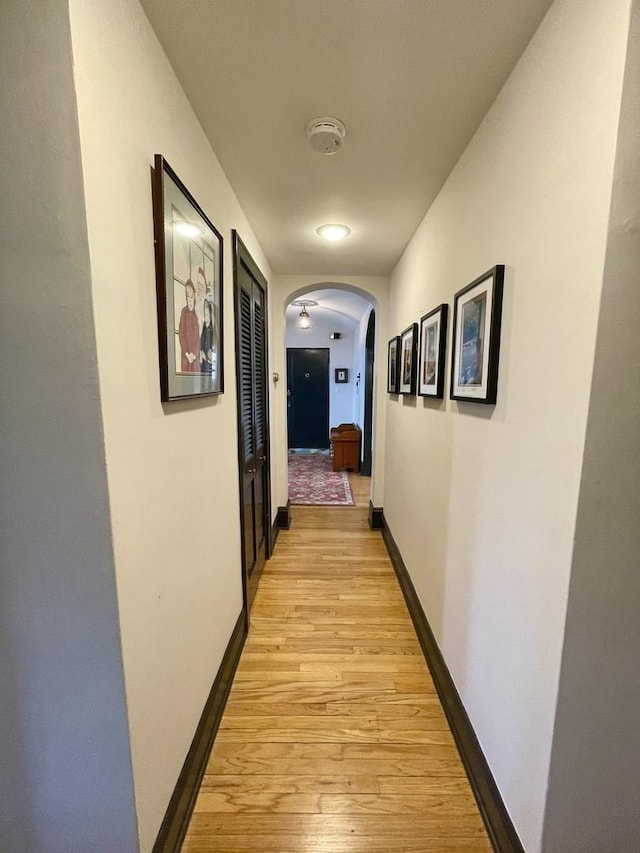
418, 304, 449, 398
152, 154, 224, 401
399, 323, 418, 395
387, 336, 400, 393
450, 265, 504, 404
335, 368, 348, 383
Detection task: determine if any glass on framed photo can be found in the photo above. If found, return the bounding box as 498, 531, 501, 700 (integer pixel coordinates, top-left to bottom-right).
418, 303, 448, 398
152, 155, 224, 401
459, 292, 486, 387
387, 336, 400, 394
399, 323, 418, 395
450, 266, 504, 404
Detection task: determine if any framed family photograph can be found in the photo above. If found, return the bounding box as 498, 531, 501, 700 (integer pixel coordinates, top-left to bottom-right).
418, 303, 448, 398
450, 265, 504, 404
335, 368, 349, 384
152, 154, 224, 401
387, 336, 400, 393
399, 323, 418, 395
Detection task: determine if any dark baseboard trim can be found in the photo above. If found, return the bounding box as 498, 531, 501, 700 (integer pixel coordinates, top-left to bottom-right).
368, 500, 384, 529
152, 609, 248, 853
272, 503, 291, 548
276, 501, 292, 529
381, 519, 524, 853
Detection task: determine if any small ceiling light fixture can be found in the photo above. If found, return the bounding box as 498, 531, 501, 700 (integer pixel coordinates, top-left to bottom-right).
174, 220, 202, 238
306, 117, 346, 155
298, 304, 311, 330
316, 223, 351, 242
290, 299, 318, 329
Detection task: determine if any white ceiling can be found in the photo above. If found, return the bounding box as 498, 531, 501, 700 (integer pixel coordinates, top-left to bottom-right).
140, 0, 553, 277
286, 288, 373, 329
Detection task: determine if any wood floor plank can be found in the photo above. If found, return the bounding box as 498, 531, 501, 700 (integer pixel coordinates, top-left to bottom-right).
187, 813, 489, 838
208, 741, 464, 762
222, 700, 447, 718
182, 491, 491, 852
182, 837, 490, 853
195, 792, 321, 814
194, 789, 481, 816
223, 684, 402, 703
318, 792, 479, 816
219, 714, 379, 731
198, 774, 380, 794
205, 755, 467, 778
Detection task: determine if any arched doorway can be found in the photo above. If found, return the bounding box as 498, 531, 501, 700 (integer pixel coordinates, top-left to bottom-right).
361, 309, 375, 476
283, 285, 377, 506
271, 277, 388, 529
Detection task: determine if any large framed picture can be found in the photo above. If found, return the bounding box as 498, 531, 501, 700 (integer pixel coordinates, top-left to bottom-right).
152, 154, 223, 401
399, 323, 418, 395
387, 336, 400, 393
418, 303, 449, 398
450, 265, 504, 404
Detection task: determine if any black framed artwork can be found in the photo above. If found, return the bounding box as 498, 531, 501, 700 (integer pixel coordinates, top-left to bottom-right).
399, 323, 418, 395
152, 154, 223, 401
450, 265, 504, 404
335, 368, 348, 383
387, 336, 400, 393
418, 303, 448, 399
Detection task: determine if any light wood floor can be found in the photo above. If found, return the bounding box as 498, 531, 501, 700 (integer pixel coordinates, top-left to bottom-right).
182, 476, 491, 852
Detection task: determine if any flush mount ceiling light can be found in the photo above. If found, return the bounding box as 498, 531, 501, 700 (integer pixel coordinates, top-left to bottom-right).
306, 117, 346, 155
174, 220, 202, 238
316, 224, 351, 242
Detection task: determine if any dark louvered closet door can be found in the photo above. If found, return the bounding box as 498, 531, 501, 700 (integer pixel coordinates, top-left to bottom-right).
235, 242, 270, 620
238, 278, 256, 575
252, 292, 266, 555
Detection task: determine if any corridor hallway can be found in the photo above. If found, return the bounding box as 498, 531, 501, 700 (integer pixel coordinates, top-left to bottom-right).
182, 479, 491, 852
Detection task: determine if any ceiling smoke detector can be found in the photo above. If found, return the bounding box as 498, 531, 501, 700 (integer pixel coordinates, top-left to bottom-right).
306, 117, 346, 155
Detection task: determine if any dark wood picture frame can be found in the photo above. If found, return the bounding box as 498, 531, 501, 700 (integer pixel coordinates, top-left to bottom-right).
152, 154, 224, 401
335, 368, 348, 384
399, 323, 418, 395
418, 303, 449, 399
387, 336, 401, 394
450, 265, 504, 404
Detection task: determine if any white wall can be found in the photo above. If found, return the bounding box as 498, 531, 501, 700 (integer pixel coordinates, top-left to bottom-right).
543, 4, 640, 848
382, 1, 630, 850
68, 0, 271, 849
0, 2, 138, 851
286, 311, 359, 433
271, 276, 389, 511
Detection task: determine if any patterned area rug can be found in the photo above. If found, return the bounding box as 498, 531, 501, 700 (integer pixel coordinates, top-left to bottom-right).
288, 449, 354, 506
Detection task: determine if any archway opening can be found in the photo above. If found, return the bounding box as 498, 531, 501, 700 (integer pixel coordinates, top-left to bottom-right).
283, 283, 377, 508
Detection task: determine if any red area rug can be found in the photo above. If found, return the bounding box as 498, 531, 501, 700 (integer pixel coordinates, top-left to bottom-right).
288, 450, 354, 506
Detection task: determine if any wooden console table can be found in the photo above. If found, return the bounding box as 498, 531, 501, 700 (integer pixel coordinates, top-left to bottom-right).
330, 423, 362, 472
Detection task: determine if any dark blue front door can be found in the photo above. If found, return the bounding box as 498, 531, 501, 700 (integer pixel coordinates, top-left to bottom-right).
287, 348, 330, 448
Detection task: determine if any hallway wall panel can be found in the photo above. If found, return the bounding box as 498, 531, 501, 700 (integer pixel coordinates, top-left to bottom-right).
68, 1, 271, 849
543, 3, 640, 845
0, 3, 138, 851
382, 1, 631, 850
